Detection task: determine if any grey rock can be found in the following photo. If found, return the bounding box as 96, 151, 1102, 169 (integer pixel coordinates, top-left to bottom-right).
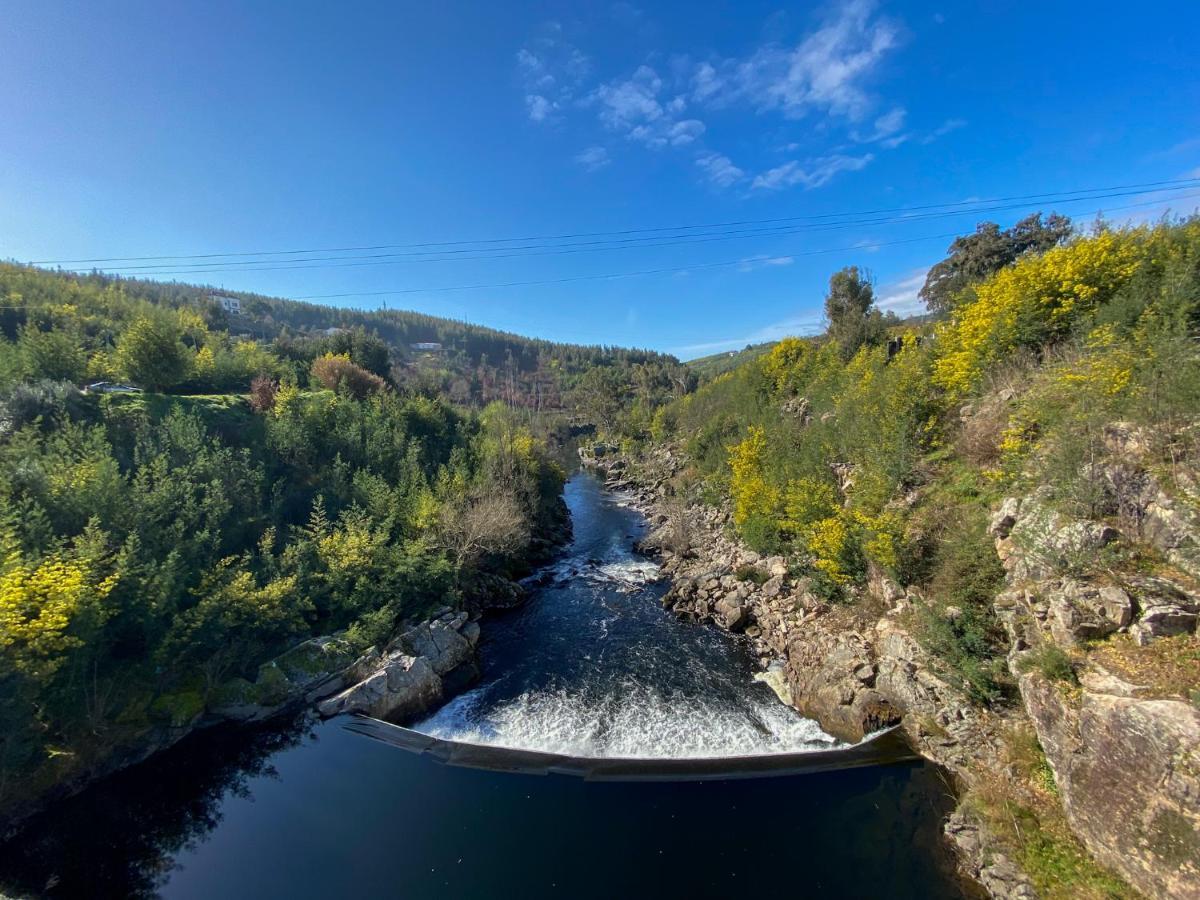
317, 653, 442, 720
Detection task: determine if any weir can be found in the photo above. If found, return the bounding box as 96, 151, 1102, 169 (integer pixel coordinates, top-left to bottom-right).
343, 717, 920, 781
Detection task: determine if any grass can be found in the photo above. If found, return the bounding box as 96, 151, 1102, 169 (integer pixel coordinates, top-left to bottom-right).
1089, 632, 1200, 701
1017, 644, 1079, 686
96, 390, 262, 446
964, 724, 1138, 900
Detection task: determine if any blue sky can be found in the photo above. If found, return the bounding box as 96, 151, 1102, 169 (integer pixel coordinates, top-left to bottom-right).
2, 1, 1198, 357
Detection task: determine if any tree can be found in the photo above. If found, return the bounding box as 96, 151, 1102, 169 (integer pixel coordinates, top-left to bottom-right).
825, 266, 888, 361
573, 365, 625, 432
921, 213, 1073, 314
115, 317, 191, 391
438, 492, 528, 568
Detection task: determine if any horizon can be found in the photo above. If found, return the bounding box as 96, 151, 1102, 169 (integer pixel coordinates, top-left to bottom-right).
3, 1, 1198, 357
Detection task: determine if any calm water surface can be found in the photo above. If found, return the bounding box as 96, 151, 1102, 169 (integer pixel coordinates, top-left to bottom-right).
0, 472, 968, 899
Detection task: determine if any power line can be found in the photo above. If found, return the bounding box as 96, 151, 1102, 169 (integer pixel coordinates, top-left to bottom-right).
53, 186, 1200, 279
25, 177, 1200, 267
284, 190, 1200, 302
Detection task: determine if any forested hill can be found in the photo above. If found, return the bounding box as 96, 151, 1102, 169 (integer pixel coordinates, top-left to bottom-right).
0, 264, 690, 411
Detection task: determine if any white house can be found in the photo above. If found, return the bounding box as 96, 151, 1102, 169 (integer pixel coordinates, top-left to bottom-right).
410, 342, 442, 351
210, 294, 242, 314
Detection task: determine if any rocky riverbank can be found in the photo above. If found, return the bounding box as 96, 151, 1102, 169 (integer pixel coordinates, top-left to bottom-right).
587, 432, 1200, 899
583, 444, 1037, 898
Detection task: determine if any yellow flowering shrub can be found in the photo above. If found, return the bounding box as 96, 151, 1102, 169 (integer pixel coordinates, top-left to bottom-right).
729, 426, 780, 528
0, 546, 116, 679
933, 231, 1143, 398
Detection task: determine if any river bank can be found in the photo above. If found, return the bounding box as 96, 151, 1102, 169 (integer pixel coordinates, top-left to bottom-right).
0, 471, 973, 899
582, 444, 1038, 899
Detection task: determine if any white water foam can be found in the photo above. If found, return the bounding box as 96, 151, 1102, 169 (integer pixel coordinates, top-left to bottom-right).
414, 682, 840, 759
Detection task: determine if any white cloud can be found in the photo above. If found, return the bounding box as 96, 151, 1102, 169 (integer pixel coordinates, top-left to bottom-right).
752, 152, 874, 190
738, 255, 795, 272
876, 268, 930, 317
672, 313, 825, 357
692, 0, 900, 122
852, 105, 908, 145
591, 66, 707, 149
696, 152, 745, 187
594, 65, 664, 129
516, 25, 591, 122
921, 117, 966, 144
525, 94, 555, 122
873, 106, 905, 136
574, 145, 611, 171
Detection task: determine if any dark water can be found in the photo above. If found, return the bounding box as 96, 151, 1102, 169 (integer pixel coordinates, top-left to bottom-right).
0, 473, 969, 899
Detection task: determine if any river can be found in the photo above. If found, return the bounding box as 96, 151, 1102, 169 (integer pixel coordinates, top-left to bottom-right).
0, 472, 969, 899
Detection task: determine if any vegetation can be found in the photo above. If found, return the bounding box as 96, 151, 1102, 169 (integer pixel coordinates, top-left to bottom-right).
0, 264, 578, 815
642, 214, 1200, 701
0, 263, 689, 414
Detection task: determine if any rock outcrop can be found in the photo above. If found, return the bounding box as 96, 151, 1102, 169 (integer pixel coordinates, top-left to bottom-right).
317, 608, 482, 721
995, 492, 1200, 899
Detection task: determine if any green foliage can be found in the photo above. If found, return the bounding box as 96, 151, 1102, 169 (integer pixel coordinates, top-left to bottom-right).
0, 271, 570, 811
921, 213, 1073, 314
824, 266, 893, 362
115, 316, 193, 391
1017, 644, 1079, 686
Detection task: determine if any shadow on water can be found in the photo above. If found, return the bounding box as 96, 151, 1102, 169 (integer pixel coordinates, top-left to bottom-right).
0, 471, 972, 899
0, 715, 967, 899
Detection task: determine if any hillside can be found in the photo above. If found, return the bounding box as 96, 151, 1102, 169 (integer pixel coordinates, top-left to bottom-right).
0, 264, 690, 413
685, 342, 777, 381
599, 215, 1200, 899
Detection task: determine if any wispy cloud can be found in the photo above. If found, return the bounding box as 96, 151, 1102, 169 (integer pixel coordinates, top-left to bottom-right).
1145, 136, 1200, 161
574, 146, 610, 171
752, 152, 874, 190
517, 1, 911, 191
921, 117, 966, 144
737, 254, 795, 272
672, 313, 824, 357
516, 24, 591, 123
589, 65, 705, 149
689, 0, 901, 121
696, 152, 744, 187
875, 268, 929, 317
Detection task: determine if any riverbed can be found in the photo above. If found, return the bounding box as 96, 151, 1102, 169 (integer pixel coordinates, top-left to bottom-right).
0, 472, 969, 898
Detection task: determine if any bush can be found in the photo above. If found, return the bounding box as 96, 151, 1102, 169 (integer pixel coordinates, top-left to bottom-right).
310, 353, 387, 399
1017, 644, 1079, 686
248, 375, 279, 413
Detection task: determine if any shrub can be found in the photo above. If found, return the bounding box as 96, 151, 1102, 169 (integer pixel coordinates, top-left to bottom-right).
1017, 644, 1079, 686
310, 353, 387, 399
248, 375, 279, 413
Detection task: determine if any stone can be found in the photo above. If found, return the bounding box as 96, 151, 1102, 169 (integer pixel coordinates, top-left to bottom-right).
1018, 669, 1200, 900
761, 575, 785, 598
762, 556, 788, 577
317, 653, 442, 720
1045, 580, 1133, 645
988, 497, 1021, 539
461, 620, 482, 647
394, 620, 473, 675
714, 593, 750, 631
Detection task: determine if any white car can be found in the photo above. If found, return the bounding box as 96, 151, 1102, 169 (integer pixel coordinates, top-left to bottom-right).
85, 382, 143, 394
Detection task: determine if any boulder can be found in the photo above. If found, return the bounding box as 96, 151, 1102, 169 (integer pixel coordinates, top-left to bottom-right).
1125, 576, 1200, 645
394, 620, 473, 675
1045, 580, 1133, 645
988, 497, 1021, 539
714, 593, 750, 631
317, 653, 442, 720
761, 575, 785, 598
1018, 669, 1200, 900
